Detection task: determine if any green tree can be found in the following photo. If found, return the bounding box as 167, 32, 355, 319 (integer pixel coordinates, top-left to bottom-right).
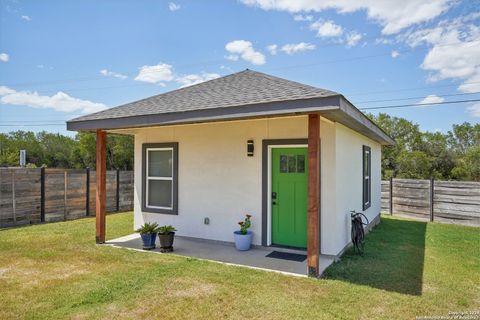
451, 146, 480, 181
37, 131, 77, 168
6, 131, 44, 166
368, 113, 423, 178
108, 134, 134, 170
418, 131, 455, 179
396, 150, 433, 179
447, 122, 480, 156
72, 132, 96, 168
0, 133, 18, 166
72, 132, 134, 170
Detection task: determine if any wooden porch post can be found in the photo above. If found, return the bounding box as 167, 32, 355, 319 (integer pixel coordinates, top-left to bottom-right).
96, 129, 107, 244
307, 114, 321, 277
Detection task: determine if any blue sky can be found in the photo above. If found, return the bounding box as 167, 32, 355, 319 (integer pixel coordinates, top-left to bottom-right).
0, 0, 479, 136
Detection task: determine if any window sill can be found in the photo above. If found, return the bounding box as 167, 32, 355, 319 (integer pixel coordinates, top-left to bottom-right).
142, 207, 178, 215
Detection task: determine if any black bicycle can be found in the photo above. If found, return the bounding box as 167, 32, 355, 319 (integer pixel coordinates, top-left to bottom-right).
350, 210, 369, 254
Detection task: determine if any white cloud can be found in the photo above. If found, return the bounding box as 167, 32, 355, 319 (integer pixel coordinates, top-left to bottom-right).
281, 42, 316, 54
225, 40, 266, 65
168, 2, 181, 11
310, 20, 343, 37
225, 54, 239, 61
176, 73, 220, 88
467, 103, 480, 117
418, 94, 445, 105
267, 44, 278, 55
134, 63, 174, 84
21, 15, 31, 21
0, 86, 107, 114
391, 50, 400, 58
458, 72, 480, 93
400, 15, 480, 93
0, 53, 9, 62
345, 31, 363, 47
0, 86, 15, 95
293, 14, 313, 21
100, 69, 128, 80
132, 62, 220, 88
240, 0, 453, 35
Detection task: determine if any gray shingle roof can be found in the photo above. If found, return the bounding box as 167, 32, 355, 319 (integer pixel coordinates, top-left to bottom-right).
70, 69, 339, 122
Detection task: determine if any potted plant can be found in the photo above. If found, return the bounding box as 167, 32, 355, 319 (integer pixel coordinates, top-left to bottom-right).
158, 225, 177, 252
234, 214, 252, 251
136, 222, 159, 250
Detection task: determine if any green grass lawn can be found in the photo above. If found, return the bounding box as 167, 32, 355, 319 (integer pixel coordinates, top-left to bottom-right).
0, 212, 478, 319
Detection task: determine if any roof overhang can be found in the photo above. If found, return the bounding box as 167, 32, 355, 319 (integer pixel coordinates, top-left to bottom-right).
67, 95, 394, 145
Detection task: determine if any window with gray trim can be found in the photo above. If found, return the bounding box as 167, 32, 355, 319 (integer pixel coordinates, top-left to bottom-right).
363, 145, 371, 210
142, 143, 178, 214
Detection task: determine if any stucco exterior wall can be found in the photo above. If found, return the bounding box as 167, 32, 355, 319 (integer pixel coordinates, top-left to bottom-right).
132, 116, 381, 256
334, 123, 382, 254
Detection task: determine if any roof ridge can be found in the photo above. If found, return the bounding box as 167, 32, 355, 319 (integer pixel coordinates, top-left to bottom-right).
70, 70, 250, 121
69, 69, 339, 123
243, 69, 337, 94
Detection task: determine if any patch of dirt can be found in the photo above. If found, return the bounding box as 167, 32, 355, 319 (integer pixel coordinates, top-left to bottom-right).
168, 278, 217, 298
0, 259, 89, 288
423, 283, 438, 293
0, 267, 12, 276
100, 278, 219, 319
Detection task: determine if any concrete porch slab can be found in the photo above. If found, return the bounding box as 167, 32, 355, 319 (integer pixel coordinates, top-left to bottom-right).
106, 234, 335, 277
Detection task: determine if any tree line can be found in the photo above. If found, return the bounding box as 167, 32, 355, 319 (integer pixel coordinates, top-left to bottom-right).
0, 131, 134, 170
0, 114, 478, 180
368, 113, 479, 181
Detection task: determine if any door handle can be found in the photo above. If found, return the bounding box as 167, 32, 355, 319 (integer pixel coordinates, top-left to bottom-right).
272, 201, 277, 205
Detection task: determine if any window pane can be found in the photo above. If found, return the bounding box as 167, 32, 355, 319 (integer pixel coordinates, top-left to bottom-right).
364, 178, 370, 204
280, 155, 288, 173
288, 155, 296, 173
148, 180, 172, 208
297, 155, 305, 173
148, 150, 172, 177
364, 151, 370, 176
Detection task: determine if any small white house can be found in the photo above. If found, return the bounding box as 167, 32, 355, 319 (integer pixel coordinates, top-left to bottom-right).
67, 70, 394, 276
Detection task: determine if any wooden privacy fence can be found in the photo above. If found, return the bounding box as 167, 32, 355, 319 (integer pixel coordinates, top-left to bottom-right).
0, 168, 134, 228
381, 178, 480, 226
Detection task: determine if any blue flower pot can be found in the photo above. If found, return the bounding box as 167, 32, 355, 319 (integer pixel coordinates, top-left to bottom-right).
234, 230, 253, 251
141, 233, 157, 250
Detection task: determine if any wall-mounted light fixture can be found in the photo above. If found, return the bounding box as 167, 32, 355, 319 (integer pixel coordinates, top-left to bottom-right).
247, 140, 254, 157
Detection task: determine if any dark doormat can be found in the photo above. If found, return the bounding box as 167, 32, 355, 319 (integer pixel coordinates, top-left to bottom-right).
266, 251, 307, 262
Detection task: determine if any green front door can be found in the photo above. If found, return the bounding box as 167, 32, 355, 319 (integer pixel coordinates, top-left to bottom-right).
271, 147, 308, 248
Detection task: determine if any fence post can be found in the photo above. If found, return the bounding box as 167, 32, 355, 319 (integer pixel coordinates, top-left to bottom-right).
11, 170, 16, 225
116, 169, 120, 212
389, 177, 393, 215
64, 170, 67, 221
40, 167, 45, 222
86, 168, 90, 216
430, 178, 434, 222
